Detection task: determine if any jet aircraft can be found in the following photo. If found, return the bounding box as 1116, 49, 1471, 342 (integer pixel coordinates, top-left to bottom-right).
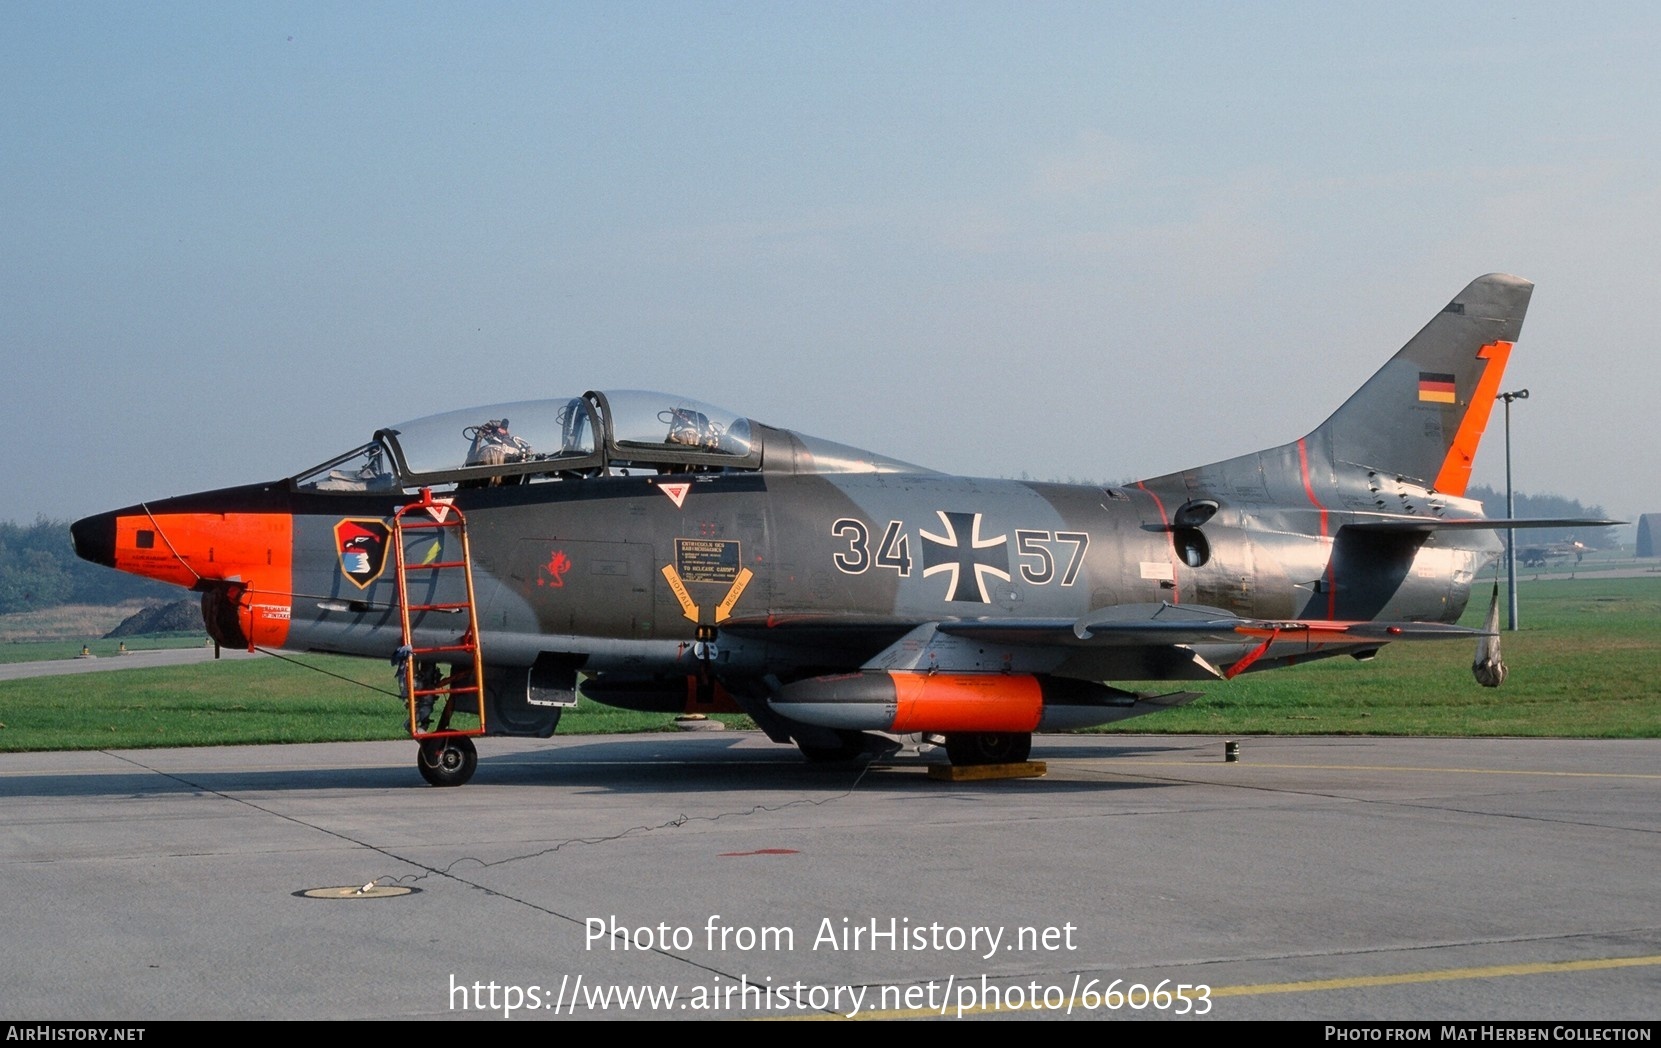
1516, 539, 1590, 568
72, 273, 1606, 785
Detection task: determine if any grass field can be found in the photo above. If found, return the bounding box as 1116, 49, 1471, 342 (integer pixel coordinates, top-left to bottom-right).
0, 648, 742, 750
0, 634, 209, 665
1098, 575, 1661, 737
0, 575, 1656, 752
0, 602, 160, 649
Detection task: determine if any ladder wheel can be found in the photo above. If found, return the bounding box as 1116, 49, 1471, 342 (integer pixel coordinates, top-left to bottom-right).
417, 736, 477, 787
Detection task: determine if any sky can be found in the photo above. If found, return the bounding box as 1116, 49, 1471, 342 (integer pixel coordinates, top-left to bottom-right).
4, 2, 1658, 529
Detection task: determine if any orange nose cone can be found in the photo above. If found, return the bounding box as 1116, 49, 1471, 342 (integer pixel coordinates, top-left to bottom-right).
75, 501, 294, 648
107, 511, 291, 590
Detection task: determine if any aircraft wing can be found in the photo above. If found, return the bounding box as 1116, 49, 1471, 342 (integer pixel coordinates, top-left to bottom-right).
725, 604, 1492, 648
727, 603, 1488, 686
949, 608, 1488, 644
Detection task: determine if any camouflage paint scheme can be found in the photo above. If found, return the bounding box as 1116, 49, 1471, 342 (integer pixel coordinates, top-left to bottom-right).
75, 274, 1581, 784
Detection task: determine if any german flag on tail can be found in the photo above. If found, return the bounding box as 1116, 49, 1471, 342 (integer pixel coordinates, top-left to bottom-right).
1418, 372, 1457, 403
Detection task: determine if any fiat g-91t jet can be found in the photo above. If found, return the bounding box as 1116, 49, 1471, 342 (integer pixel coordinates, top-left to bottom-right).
73, 274, 1595, 784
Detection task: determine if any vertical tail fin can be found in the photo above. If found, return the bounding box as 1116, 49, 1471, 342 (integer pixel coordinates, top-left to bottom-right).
1305, 273, 1533, 496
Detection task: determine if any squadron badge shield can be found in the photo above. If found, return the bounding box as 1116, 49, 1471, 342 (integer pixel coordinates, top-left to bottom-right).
334, 519, 391, 589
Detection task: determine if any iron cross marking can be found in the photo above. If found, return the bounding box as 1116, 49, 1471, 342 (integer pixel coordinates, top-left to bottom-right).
920, 510, 1011, 603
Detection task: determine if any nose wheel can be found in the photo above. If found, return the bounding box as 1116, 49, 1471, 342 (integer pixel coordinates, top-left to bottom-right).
417, 735, 478, 787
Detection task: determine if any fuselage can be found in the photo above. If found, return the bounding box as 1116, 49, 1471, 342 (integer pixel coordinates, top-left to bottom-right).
71, 455, 1494, 685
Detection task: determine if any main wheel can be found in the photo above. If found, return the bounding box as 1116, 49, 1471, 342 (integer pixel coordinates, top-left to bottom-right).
945, 731, 1032, 766
417, 735, 478, 787
796, 730, 867, 763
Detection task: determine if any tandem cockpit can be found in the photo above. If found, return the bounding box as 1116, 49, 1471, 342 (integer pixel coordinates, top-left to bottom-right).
294, 390, 929, 495
295, 390, 762, 493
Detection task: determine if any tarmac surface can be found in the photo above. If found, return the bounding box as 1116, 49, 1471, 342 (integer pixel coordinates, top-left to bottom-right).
0, 646, 260, 679
3, 732, 1657, 1021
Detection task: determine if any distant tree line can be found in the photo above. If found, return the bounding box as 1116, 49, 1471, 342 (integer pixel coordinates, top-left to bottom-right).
0, 519, 177, 614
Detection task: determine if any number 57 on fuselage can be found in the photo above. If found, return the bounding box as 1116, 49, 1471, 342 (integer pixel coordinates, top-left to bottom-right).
72, 273, 1612, 785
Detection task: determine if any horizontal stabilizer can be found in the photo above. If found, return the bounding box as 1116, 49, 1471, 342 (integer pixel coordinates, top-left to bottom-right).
1343, 517, 1623, 534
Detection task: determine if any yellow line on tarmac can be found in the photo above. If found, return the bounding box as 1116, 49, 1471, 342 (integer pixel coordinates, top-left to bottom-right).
1209, 954, 1661, 998
1098, 760, 1661, 780
769, 954, 1661, 1020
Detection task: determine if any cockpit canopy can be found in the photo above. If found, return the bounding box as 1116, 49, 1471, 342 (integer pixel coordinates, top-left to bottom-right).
295, 390, 761, 492
295, 389, 931, 494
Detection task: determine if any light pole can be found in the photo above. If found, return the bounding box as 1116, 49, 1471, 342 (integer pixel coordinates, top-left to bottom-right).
1497, 388, 1529, 630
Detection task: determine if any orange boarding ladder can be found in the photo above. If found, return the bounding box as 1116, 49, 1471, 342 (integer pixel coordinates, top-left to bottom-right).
392, 488, 487, 741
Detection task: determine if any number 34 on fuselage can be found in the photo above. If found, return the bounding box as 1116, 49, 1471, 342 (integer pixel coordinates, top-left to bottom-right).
71, 274, 1614, 784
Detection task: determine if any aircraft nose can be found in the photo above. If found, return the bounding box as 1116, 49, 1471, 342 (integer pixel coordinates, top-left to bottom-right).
69, 494, 296, 648
71, 511, 117, 568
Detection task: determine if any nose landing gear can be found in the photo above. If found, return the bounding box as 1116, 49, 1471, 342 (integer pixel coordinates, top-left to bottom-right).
417, 735, 478, 787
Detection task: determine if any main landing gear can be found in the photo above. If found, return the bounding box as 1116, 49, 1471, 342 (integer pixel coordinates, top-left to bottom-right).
944, 732, 1032, 766
796, 729, 870, 763
417, 735, 478, 787
793, 730, 1033, 767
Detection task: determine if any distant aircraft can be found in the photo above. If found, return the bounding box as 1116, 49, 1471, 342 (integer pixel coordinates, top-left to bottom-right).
72, 274, 1615, 785
1516, 539, 1589, 568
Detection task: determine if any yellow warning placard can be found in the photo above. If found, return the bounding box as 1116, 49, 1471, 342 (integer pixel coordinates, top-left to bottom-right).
660, 564, 699, 622
714, 567, 754, 623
